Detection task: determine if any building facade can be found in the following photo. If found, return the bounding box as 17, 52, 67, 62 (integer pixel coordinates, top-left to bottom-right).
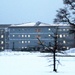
0, 24, 10, 51
0, 22, 75, 51
0, 28, 5, 50
9, 22, 75, 51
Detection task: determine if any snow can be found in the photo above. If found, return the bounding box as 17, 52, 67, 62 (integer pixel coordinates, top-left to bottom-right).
10, 22, 69, 27
0, 48, 75, 75
65, 48, 75, 53
11, 22, 35, 27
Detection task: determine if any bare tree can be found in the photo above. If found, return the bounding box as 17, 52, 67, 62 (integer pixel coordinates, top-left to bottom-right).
54, 0, 75, 33
37, 26, 62, 72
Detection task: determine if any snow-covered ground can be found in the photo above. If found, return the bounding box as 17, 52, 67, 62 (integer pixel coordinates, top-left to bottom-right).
0, 48, 75, 75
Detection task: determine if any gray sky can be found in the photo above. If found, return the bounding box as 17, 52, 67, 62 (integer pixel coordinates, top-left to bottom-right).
0, 0, 63, 24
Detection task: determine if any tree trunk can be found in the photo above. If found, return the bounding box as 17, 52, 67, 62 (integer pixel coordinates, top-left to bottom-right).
53, 35, 57, 72
53, 48, 57, 72
12, 42, 14, 50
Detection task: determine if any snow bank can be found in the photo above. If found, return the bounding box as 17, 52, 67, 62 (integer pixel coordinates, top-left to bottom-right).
64, 48, 75, 56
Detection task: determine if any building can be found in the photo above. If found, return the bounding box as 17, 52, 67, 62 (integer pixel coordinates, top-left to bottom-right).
0, 24, 10, 51
0, 22, 75, 51
8, 22, 75, 51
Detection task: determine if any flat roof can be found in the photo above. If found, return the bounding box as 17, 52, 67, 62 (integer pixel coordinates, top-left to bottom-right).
10, 22, 70, 27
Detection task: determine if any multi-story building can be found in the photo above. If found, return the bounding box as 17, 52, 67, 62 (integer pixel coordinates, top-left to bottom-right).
0, 24, 10, 51
0, 22, 75, 51
9, 22, 53, 50
8, 22, 75, 51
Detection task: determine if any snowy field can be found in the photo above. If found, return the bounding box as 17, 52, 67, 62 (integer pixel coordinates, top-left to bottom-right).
0, 48, 75, 75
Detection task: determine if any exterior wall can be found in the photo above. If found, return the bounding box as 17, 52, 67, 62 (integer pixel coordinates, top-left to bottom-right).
57, 26, 75, 50
0, 25, 10, 51
9, 26, 54, 50
0, 23, 75, 51
9, 25, 75, 51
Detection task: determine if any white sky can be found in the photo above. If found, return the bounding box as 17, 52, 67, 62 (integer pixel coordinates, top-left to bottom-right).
0, 0, 64, 24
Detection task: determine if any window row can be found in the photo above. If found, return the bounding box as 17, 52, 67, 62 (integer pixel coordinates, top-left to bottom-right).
19, 46, 69, 50
63, 46, 69, 49
58, 29, 69, 31
57, 40, 66, 44
48, 28, 69, 31
59, 34, 67, 38
15, 40, 66, 44
14, 41, 31, 44
11, 34, 70, 38
12, 34, 30, 38
17, 47, 27, 49
12, 28, 69, 32
48, 34, 69, 38
50, 46, 69, 50
12, 41, 31, 44
21, 41, 30, 44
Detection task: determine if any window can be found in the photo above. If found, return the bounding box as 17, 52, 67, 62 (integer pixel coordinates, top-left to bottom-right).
1, 35, 4, 38
36, 29, 41, 32
50, 47, 53, 49
25, 47, 27, 48
63, 29, 66, 31
1, 41, 4, 44
28, 41, 30, 43
58, 29, 62, 31
22, 35, 24, 37
60, 34, 62, 38
25, 41, 27, 43
1, 47, 4, 50
63, 40, 66, 44
63, 46, 66, 49
5, 28, 8, 32
18, 35, 20, 37
48, 35, 51, 37
22, 47, 24, 49
67, 47, 69, 50
22, 41, 24, 43
48, 28, 51, 31
28, 35, 30, 37
63, 34, 66, 37
56, 35, 58, 37
13, 35, 15, 37
67, 29, 69, 31
19, 41, 21, 44
25, 35, 27, 37
67, 34, 69, 37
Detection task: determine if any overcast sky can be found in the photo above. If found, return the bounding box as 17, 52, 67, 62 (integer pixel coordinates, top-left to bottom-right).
0, 0, 64, 24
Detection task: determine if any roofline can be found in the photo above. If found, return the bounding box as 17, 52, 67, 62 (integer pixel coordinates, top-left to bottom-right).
9, 25, 70, 28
